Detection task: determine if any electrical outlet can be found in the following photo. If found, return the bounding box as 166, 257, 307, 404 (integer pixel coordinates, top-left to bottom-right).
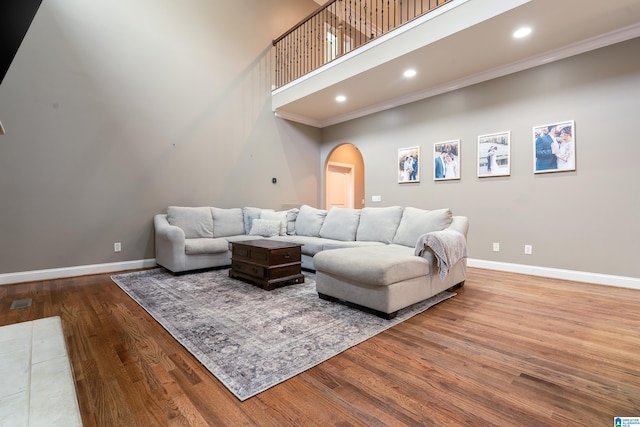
114, 242, 122, 253
492, 242, 500, 252
524, 244, 532, 255
371, 195, 381, 202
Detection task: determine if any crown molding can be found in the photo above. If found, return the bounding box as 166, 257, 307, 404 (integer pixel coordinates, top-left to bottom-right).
274, 110, 323, 128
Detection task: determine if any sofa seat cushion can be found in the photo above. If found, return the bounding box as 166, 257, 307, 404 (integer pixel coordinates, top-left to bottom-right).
321, 241, 385, 251
314, 246, 429, 286
267, 235, 329, 256
184, 238, 230, 255
267, 236, 385, 256
226, 235, 264, 243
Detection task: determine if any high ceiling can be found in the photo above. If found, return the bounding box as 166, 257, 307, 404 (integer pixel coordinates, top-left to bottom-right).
273, 0, 640, 128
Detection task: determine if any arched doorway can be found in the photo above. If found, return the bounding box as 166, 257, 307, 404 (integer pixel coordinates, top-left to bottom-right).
325, 143, 365, 210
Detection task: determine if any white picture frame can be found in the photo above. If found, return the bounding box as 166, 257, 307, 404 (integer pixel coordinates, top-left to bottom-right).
478, 131, 511, 177
398, 146, 420, 183
434, 140, 460, 181
533, 120, 576, 173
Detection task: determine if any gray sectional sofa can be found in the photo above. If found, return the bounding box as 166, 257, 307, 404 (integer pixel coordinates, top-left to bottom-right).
154, 204, 468, 318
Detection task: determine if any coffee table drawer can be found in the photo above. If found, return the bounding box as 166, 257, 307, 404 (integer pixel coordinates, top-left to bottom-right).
231, 261, 301, 280
268, 247, 301, 264
231, 260, 265, 278
234, 246, 300, 264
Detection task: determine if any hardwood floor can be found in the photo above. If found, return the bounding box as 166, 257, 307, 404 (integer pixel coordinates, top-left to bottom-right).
1, 267, 638, 426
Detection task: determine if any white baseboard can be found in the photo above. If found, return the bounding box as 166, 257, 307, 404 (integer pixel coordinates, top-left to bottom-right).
467, 258, 640, 290
0, 259, 157, 286
1, 258, 638, 290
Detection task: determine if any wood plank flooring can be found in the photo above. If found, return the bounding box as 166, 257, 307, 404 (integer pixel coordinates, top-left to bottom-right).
1, 267, 638, 426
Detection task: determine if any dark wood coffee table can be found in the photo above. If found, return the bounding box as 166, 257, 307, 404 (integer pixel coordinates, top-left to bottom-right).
229, 239, 304, 290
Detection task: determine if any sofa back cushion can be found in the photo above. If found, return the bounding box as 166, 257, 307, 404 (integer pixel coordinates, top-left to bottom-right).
166, 206, 213, 238
356, 206, 404, 243
392, 207, 453, 247
286, 208, 299, 235
211, 207, 245, 237
319, 208, 361, 241
294, 205, 328, 237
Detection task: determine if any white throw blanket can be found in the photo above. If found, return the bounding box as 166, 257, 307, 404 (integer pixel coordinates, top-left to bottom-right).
414, 230, 467, 280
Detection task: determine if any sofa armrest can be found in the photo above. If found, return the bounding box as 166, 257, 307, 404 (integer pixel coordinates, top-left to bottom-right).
415, 215, 468, 281
154, 214, 187, 272
448, 216, 469, 238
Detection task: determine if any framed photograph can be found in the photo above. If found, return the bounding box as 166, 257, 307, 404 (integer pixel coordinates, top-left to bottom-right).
434, 140, 460, 181
478, 131, 510, 177
398, 146, 420, 183
533, 120, 575, 173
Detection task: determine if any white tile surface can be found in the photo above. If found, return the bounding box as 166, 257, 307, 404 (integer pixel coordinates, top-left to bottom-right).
32, 317, 67, 364
0, 391, 29, 426
0, 317, 82, 426
30, 357, 82, 427
0, 348, 30, 397
0, 321, 32, 400
0, 322, 32, 355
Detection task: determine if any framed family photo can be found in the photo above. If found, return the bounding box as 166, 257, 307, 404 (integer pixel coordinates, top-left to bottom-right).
533, 120, 575, 173
477, 131, 510, 177
434, 140, 460, 181
398, 146, 420, 183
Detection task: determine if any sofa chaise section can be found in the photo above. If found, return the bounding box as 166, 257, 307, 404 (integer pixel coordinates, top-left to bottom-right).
313, 213, 468, 319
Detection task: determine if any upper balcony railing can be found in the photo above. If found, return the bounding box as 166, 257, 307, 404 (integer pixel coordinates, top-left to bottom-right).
272, 0, 451, 89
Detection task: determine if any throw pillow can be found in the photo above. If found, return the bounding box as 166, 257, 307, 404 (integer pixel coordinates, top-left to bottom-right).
249, 219, 281, 237
211, 207, 245, 237
294, 205, 328, 237
286, 208, 299, 235
261, 210, 288, 236
319, 208, 361, 241
393, 207, 453, 247
355, 206, 404, 243
242, 207, 274, 234
166, 206, 213, 239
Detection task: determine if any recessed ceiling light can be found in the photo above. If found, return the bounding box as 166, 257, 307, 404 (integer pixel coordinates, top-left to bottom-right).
335, 95, 346, 102
513, 26, 532, 39
404, 69, 417, 78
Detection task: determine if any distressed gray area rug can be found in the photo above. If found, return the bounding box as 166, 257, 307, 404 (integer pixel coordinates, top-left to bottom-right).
111, 268, 454, 401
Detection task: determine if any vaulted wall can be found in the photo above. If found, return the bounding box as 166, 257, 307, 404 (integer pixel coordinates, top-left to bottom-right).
0, 0, 321, 275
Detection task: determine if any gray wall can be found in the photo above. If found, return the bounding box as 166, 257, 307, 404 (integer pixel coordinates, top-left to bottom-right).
0, 0, 322, 274
322, 38, 640, 279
